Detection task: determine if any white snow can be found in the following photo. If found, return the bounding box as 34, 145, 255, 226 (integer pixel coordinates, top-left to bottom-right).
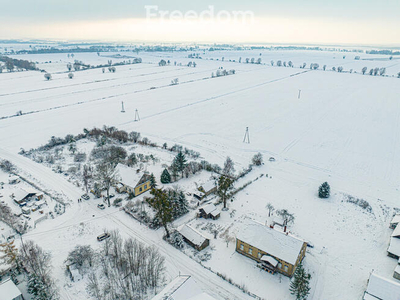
388, 238, 400, 257
115, 163, 145, 188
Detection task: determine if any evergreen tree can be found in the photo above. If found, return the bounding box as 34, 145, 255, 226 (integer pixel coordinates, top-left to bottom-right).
174, 152, 187, 178
289, 263, 311, 300
150, 173, 157, 188
318, 182, 330, 198
160, 169, 171, 184
217, 175, 234, 209
147, 189, 172, 238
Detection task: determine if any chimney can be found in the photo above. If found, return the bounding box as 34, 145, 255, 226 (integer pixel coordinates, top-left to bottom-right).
284, 225, 287, 233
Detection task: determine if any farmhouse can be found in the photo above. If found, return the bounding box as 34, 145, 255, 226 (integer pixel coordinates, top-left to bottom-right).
363, 272, 400, 300
198, 181, 217, 196
0, 278, 23, 300
153, 275, 216, 300
198, 204, 221, 220
114, 163, 151, 197
178, 224, 210, 251
236, 222, 307, 277
390, 214, 400, 229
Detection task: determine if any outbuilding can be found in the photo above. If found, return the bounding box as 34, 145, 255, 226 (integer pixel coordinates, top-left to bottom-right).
178, 224, 210, 251
0, 278, 23, 300
198, 204, 221, 220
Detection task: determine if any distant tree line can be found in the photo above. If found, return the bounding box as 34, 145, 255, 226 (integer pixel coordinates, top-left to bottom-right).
0, 55, 36, 72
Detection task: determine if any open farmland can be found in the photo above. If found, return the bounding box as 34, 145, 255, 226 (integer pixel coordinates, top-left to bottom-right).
1, 49, 400, 299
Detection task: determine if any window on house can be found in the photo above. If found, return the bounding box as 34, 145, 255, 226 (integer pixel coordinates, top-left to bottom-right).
144, 185, 147, 189
240, 244, 244, 251
248, 248, 253, 255
284, 265, 289, 272
139, 187, 143, 192
278, 263, 282, 269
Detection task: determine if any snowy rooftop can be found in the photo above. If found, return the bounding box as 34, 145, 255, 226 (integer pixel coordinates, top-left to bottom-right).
200, 181, 216, 193
12, 188, 36, 202
387, 238, 400, 257
237, 221, 305, 265
178, 225, 209, 247
201, 204, 218, 215
115, 163, 148, 188
364, 272, 400, 300
395, 265, 400, 275
392, 226, 400, 238
152, 275, 216, 300
0, 278, 22, 300
391, 214, 400, 226
260, 255, 279, 267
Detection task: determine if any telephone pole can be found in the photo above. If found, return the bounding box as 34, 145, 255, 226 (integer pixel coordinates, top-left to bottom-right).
134, 109, 140, 122
243, 127, 250, 144
121, 101, 125, 113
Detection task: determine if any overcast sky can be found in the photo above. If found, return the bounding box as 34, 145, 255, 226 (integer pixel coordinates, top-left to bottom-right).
1, 0, 399, 45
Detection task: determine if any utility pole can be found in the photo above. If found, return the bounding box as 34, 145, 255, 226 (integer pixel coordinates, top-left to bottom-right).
298, 89, 302, 99
134, 109, 140, 122
243, 127, 250, 144
121, 101, 125, 113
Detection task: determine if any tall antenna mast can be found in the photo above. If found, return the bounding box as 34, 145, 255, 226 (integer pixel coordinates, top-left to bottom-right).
134, 109, 140, 122
243, 127, 250, 143
121, 101, 125, 113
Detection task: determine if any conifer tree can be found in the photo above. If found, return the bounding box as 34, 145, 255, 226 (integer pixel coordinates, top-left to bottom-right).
289, 263, 311, 300
173, 151, 187, 178
160, 169, 171, 184
318, 182, 330, 198
150, 173, 157, 188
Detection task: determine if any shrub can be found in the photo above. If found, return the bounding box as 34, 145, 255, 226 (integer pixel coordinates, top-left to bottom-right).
318, 182, 330, 198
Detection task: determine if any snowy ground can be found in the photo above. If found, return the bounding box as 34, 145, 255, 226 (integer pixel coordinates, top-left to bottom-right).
1, 48, 400, 299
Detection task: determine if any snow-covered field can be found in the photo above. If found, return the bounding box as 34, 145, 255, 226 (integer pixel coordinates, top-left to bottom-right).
1, 48, 400, 299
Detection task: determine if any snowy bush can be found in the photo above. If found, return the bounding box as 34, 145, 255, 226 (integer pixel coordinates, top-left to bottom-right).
166, 230, 185, 249
345, 195, 372, 213
252, 153, 263, 166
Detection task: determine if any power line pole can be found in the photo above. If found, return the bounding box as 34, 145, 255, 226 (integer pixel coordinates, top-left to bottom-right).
134, 109, 140, 122
243, 127, 250, 143
121, 101, 125, 113
298, 89, 302, 99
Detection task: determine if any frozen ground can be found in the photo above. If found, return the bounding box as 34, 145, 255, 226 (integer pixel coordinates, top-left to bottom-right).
1, 49, 400, 299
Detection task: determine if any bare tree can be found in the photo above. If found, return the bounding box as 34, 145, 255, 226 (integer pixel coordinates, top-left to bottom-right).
276, 209, 295, 226
252, 153, 263, 166
266, 203, 274, 217
129, 131, 141, 143
83, 164, 92, 194
223, 156, 235, 176
95, 162, 118, 207
362, 67, 367, 75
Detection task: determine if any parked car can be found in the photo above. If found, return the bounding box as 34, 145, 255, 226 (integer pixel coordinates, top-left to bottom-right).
82, 194, 90, 200
97, 204, 105, 210
97, 233, 110, 242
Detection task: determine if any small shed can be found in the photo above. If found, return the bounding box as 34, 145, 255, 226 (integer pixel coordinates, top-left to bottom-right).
198, 181, 217, 196
0, 278, 23, 300
8, 176, 20, 185
199, 204, 221, 220
178, 225, 210, 251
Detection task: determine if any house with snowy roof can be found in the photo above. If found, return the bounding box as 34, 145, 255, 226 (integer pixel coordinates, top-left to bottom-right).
11, 189, 37, 205
198, 203, 221, 220
388, 223, 400, 259
0, 278, 23, 300
114, 163, 151, 197
236, 221, 307, 277
178, 224, 210, 251
363, 272, 400, 300
198, 181, 217, 196
152, 275, 217, 300
390, 214, 400, 229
